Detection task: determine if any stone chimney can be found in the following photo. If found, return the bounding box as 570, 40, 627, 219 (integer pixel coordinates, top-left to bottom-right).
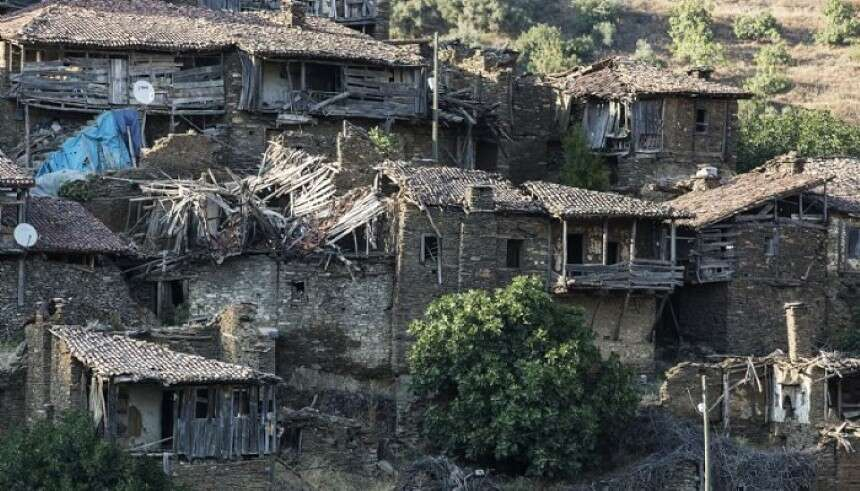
784, 302, 811, 361
25, 302, 54, 422
50, 297, 65, 324
281, 0, 306, 27
690, 166, 721, 192
686, 66, 714, 80
465, 184, 495, 212
767, 152, 805, 176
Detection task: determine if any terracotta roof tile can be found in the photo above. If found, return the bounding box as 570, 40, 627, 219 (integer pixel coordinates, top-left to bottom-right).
523, 181, 689, 219
27, 197, 129, 254
0, 0, 424, 66
0, 150, 34, 188
50, 325, 280, 385
670, 169, 827, 229
553, 58, 752, 100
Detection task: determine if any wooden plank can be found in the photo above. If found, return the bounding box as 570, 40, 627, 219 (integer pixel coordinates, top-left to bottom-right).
109, 58, 128, 104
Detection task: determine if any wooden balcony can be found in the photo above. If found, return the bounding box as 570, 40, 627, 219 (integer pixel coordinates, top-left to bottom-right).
566, 259, 684, 291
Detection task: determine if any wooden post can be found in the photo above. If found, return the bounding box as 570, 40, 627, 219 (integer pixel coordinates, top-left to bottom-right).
702, 375, 711, 491
432, 32, 439, 163
670, 222, 677, 265
602, 219, 609, 265
799, 192, 804, 221
561, 219, 568, 280
24, 103, 31, 168
630, 218, 637, 262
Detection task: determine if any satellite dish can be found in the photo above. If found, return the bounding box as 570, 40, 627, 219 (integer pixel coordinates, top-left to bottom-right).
13, 223, 38, 248
132, 80, 155, 105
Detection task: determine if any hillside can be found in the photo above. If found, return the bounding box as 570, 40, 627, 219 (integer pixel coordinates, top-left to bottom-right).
613, 0, 860, 123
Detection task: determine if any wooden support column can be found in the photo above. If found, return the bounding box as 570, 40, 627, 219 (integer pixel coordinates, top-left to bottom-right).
602, 218, 609, 265
670, 221, 677, 265
24, 103, 31, 168
106, 382, 118, 443
630, 218, 637, 262
561, 219, 568, 280
432, 32, 439, 162
799, 192, 804, 221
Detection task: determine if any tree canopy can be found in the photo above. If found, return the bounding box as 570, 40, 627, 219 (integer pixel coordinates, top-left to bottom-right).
408, 276, 637, 478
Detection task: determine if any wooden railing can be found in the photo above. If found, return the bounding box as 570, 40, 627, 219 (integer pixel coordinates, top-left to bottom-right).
566, 259, 685, 291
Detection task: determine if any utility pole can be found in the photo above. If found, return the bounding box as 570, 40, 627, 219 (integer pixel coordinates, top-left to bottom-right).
432, 31, 439, 162
702, 374, 711, 491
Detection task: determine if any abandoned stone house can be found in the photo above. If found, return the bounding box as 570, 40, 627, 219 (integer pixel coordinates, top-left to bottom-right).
1, 151, 152, 337
669, 164, 831, 356
551, 58, 752, 198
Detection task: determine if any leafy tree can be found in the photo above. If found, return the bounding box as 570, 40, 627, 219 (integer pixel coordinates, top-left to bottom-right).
817, 0, 860, 46
668, 0, 725, 66
738, 100, 860, 171
733, 11, 781, 42
744, 40, 793, 97
368, 126, 401, 158
515, 24, 579, 74
408, 276, 637, 478
559, 125, 610, 191
0, 410, 177, 490
632, 39, 666, 67
390, 0, 447, 39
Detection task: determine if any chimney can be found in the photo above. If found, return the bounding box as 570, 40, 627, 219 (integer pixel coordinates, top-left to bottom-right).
281, 0, 306, 27
465, 184, 495, 212
691, 166, 721, 191
50, 298, 65, 324
686, 66, 714, 81
768, 152, 805, 176
784, 302, 811, 361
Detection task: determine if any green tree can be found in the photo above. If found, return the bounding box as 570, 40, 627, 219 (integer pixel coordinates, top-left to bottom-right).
733, 11, 781, 42
408, 276, 637, 478
817, 0, 860, 46
0, 410, 177, 490
632, 39, 666, 67
559, 125, 610, 191
390, 0, 447, 39
738, 100, 860, 171
744, 40, 793, 97
515, 24, 579, 74
668, 0, 725, 66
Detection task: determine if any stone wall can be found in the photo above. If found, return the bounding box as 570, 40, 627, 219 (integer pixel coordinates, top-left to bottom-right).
817, 440, 860, 491
0, 345, 26, 435
170, 458, 272, 490
0, 257, 157, 341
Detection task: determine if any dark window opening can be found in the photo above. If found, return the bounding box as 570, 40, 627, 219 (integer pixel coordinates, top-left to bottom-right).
195, 388, 211, 419
765, 231, 780, 257
695, 108, 708, 133
606, 241, 620, 264
290, 281, 306, 303
161, 390, 175, 447
475, 140, 499, 172
305, 63, 342, 93
566, 233, 584, 264
421, 235, 440, 264
848, 227, 860, 259
117, 387, 129, 437
506, 239, 523, 268
233, 389, 251, 417
335, 227, 368, 254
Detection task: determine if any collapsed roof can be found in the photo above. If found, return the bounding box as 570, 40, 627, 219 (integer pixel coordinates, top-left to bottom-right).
552, 58, 752, 100
0, 0, 424, 66
670, 167, 827, 229
769, 154, 860, 216
0, 149, 33, 188
523, 180, 689, 220
50, 325, 280, 385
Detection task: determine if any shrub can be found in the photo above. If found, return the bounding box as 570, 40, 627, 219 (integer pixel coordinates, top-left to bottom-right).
368, 126, 401, 158
0, 410, 177, 490
733, 11, 781, 42
593, 21, 616, 47
816, 0, 860, 46
559, 125, 610, 191
668, 0, 725, 66
632, 39, 666, 67
408, 276, 637, 478
737, 100, 860, 171
515, 24, 579, 74
744, 41, 794, 97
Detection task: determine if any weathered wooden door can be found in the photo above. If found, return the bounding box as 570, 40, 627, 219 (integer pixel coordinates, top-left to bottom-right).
109, 58, 129, 105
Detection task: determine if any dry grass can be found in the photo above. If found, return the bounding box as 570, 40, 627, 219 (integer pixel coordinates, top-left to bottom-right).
615, 0, 860, 123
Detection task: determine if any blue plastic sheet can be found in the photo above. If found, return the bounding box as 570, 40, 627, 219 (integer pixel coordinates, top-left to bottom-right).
36, 109, 141, 178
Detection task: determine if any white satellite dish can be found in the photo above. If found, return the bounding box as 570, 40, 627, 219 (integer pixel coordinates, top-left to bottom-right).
13, 223, 38, 248
132, 80, 155, 105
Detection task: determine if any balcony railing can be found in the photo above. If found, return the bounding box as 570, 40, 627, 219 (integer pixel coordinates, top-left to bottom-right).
566, 259, 684, 291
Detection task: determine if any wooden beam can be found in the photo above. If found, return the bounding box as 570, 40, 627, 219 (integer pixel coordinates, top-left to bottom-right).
630, 218, 637, 262
602, 219, 609, 266
24, 103, 30, 168
670, 222, 677, 265
561, 219, 568, 280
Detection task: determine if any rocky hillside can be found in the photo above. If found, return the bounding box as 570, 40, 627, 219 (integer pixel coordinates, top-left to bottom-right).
613, 0, 860, 123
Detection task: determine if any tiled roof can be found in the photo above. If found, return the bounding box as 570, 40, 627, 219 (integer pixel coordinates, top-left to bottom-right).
553, 58, 752, 100
670, 168, 827, 229
50, 325, 280, 385
523, 181, 689, 219
0, 150, 33, 188
773, 155, 860, 215
380, 163, 544, 213
27, 197, 129, 254
0, 0, 424, 66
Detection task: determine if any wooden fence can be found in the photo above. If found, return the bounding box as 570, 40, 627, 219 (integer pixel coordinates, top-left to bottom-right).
566, 259, 685, 291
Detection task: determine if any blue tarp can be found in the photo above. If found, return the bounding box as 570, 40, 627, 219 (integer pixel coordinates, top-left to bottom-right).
35, 109, 141, 178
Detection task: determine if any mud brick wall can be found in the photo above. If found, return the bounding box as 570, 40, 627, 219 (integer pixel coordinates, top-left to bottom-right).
556, 292, 658, 371
390, 203, 551, 373
676, 222, 828, 355
170, 458, 272, 490
186, 254, 395, 377
0, 257, 156, 341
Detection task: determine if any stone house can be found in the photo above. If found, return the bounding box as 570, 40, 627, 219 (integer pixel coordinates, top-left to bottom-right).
1, 153, 152, 337
551, 58, 752, 197
669, 165, 830, 356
